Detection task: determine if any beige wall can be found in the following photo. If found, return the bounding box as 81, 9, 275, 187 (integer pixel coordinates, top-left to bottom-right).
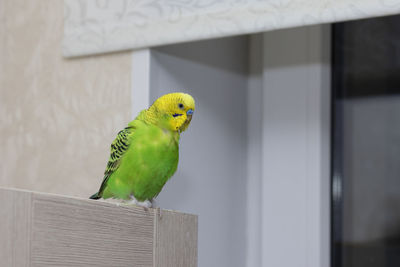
0, 0, 132, 198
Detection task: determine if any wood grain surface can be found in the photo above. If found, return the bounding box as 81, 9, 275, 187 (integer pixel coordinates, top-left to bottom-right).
0, 188, 197, 267
154, 209, 198, 267
0, 189, 32, 267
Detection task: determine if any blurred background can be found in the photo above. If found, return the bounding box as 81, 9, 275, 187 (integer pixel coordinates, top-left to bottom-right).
2, 1, 400, 267
0, 0, 132, 197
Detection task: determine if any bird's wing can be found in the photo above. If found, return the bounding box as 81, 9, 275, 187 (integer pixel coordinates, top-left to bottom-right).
92, 126, 134, 198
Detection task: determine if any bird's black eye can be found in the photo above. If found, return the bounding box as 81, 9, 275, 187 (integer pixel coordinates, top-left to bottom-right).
178, 103, 184, 109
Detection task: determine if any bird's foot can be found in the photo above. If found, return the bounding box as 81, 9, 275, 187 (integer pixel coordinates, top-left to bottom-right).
127, 196, 152, 210
126, 196, 138, 205
105, 198, 124, 206
136, 200, 152, 209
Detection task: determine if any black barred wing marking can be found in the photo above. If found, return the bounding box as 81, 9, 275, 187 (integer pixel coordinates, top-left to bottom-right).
94, 127, 134, 198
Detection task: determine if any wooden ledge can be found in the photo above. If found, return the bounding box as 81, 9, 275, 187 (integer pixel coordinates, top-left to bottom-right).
0, 187, 197, 267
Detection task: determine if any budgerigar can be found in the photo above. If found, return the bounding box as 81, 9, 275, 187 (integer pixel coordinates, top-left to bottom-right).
90, 92, 195, 208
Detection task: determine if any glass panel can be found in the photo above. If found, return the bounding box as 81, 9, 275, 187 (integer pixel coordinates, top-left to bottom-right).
332, 15, 400, 267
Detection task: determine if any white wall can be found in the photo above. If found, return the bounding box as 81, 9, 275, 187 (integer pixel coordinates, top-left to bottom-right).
261, 25, 331, 267
132, 25, 332, 267
148, 36, 249, 267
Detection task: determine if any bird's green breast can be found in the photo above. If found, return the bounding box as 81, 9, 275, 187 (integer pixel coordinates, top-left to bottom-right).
104, 120, 179, 201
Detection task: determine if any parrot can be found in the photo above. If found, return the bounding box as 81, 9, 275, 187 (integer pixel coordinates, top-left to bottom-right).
89, 92, 195, 208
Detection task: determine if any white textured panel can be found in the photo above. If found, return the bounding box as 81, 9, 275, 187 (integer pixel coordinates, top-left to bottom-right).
64, 0, 400, 57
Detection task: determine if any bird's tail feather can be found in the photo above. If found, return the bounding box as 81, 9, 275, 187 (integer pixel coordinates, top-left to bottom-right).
89, 192, 101, 200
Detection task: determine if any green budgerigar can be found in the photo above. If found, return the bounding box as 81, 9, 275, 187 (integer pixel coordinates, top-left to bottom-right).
90, 92, 195, 208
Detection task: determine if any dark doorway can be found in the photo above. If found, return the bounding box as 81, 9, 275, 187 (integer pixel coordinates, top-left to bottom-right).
332, 15, 400, 267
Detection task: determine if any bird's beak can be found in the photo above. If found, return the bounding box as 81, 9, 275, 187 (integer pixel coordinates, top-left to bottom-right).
186, 114, 192, 124
179, 114, 193, 133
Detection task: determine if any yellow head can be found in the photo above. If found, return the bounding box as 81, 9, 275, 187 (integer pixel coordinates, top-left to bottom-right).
148, 92, 195, 132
